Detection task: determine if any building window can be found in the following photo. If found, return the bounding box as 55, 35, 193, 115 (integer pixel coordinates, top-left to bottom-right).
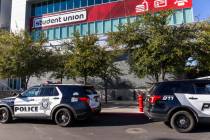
96, 21, 103, 34
35, 30, 41, 41
69, 26, 75, 37
61, 0, 67, 11
67, 0, 74, 9
103, 0, 109, 3
48, 29, 54, 40
35, 3, 42, 16
89, 22, 95, 34
54, 0, 61, 12
43, 30, 48, 40
104, 20, 111, 33
95, 0, 102, 5
74, 0, 80, 8
61, 27, 68, 39
112, 19, 119, 32
75, 25, 81, 34
31, 5, 36, 16
167, 15, 174, 25
81, 23, 89, 36
48, 1, 54, 13
184, 8, 193, 23
175, 10, 184, 24
42, 2, 48, 15
119, 17, 127, 25
55, 28, 61, 40
88, 0, 94, 6
31, 0, 122, 17
81, 0, 88, 7
129, 16, 136, 23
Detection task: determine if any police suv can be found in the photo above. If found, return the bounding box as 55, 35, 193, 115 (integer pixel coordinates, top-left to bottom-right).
144, 80, 210, 133
0, 84, 101, 127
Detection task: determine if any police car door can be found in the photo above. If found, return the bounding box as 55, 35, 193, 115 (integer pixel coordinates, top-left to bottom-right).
14, 86, 42, 117
38, 86, 62, 117
186, 83, 210, 117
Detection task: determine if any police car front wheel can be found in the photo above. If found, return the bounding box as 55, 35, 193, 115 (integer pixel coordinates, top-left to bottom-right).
0, 107, 11, 124
54, 108, 74, 127
170, 111, 195, 133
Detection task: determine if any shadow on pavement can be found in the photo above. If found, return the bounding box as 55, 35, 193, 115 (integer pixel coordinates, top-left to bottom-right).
10, 119, 55, 125
192, 123, 210, 133
75, 113, 151, 127
150, 138, 191, 140
9, 113, 151, 127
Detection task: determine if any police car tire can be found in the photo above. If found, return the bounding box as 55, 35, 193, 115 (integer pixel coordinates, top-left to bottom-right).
170, 111, 195, 133
0, 107, 11, 124
54, 108, 74, 127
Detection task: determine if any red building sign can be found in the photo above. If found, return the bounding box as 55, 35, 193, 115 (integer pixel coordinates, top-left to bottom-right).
31, 0, 192, 30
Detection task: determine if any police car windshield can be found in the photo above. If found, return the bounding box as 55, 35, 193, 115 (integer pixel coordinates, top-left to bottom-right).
21, 87, 40, 97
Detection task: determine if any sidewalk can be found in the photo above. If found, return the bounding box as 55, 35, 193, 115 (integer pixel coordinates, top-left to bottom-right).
101, 101, 141, 114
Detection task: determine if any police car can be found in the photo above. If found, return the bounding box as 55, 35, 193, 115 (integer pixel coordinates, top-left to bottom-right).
0, 84, 101, 127
144, 80, 210, 133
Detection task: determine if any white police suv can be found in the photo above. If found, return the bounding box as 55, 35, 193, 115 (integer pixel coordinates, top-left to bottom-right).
144, 80, 210, 133
0, 84, 101, 127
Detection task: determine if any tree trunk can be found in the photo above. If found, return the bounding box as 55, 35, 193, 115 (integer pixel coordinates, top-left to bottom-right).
104, 79, 108, 104
22, 76, 30, 90
160, 66, 166, 81
84, 76, 87, 85
162, 71, 166, 81
155, 74, 159, 83
25, 76, 30, 90
60, 77, 63, 84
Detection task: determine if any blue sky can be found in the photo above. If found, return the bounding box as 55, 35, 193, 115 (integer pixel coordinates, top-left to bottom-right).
193, 0, 210, 21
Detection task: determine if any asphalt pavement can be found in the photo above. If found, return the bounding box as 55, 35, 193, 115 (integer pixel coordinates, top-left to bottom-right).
0, 112, 210, 140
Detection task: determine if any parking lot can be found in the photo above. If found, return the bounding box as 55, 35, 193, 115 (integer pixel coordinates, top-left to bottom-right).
0, 112, 210, 140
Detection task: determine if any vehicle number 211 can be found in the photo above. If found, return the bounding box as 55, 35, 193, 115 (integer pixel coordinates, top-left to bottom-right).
162, 96, 174, 101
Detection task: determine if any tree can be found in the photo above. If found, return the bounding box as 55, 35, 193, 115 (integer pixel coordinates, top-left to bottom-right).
96, 48, 122, 103
65, 33, 101, 85
50, 49, 70, 83
0, 30, 52, 89
108, 11, 210, 82
183, 22, 210, 79
65, 33, 122, 103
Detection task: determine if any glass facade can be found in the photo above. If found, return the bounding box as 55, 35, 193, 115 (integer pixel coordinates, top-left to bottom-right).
32, 8, 193, 41
31, 0, 121, 17
31, 1, 193, 41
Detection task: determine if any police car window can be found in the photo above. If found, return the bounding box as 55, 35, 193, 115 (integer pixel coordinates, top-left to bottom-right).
85, 87, 97, 95
174, 83, 194, 94
195, 83, 210, 94
156, 83, 176, 95
40, 87, 59, 96
22, 87, 40, 97
58, 86, 83, 96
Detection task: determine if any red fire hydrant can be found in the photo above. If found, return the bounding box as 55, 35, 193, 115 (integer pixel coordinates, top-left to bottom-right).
138, 94, 144, 113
